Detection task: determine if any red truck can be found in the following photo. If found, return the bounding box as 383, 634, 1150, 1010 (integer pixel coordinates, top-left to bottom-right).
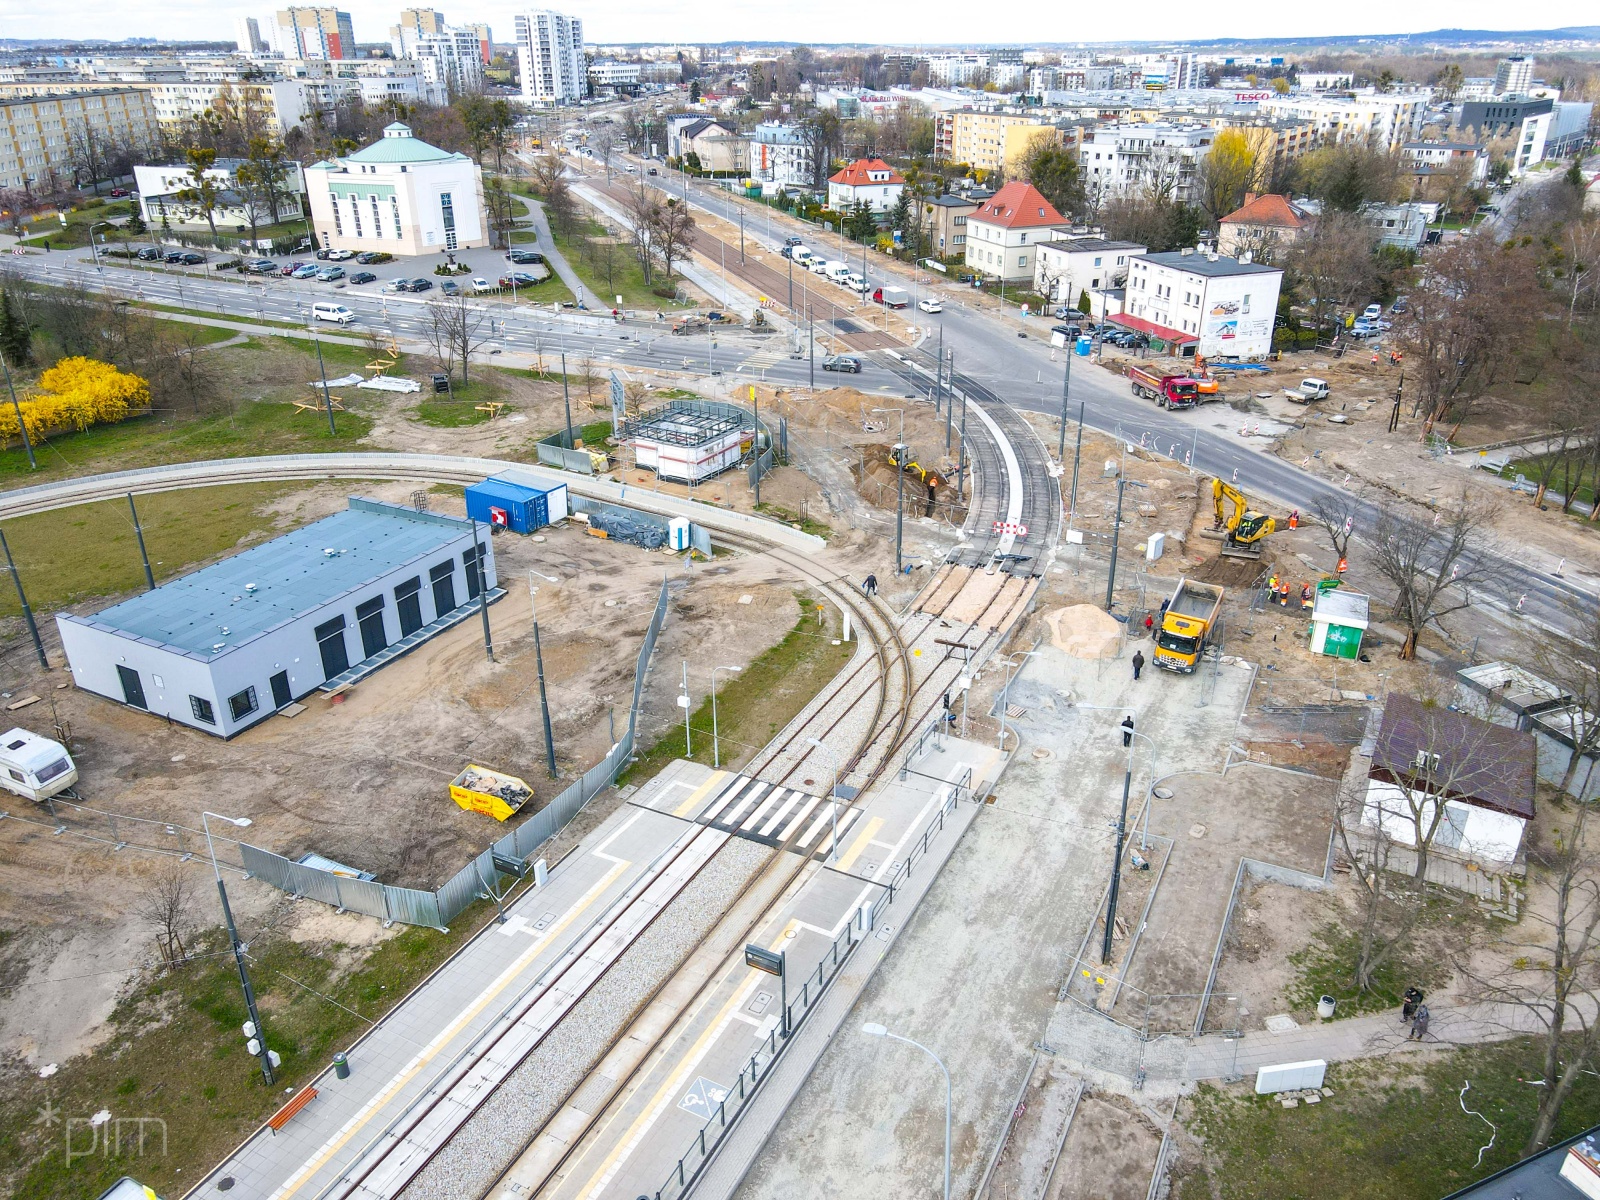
1127, 365, 1200, 410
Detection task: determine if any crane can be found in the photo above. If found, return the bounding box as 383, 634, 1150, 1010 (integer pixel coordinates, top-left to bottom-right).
1210, 478, 1276, 559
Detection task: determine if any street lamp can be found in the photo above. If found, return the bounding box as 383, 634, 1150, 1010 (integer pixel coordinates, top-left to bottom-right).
1101, 719, 1146, 965
805, 737, 841, 862
88, 220, 115, 271
861, 1022, 950, 1200
872, 407, 905, 576
710, 664, 740, 768
1126, 728, 1160, 852
202, 811, 276, 1085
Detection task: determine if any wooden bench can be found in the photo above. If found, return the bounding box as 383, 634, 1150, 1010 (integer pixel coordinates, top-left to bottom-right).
267, 1086, 319, 1134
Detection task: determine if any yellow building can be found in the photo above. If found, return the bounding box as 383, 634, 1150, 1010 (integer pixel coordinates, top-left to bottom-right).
0, 89, 159, 192
949, 111, 1058, 174
1223, 116, 1318, 189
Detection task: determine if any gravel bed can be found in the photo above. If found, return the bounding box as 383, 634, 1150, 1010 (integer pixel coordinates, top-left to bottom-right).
398, 835, 775, 1200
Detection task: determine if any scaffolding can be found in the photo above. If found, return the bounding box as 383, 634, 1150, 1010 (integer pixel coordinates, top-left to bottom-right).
622, 400, 747, 483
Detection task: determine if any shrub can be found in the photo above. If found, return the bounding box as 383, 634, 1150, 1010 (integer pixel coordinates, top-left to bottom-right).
0, 357, 150, 442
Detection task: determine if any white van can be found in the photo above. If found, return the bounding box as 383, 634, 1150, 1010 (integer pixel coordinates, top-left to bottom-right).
824, 262, 852, 283
312, 302, 355, 325
790, 246, 815, 267
844, 272, 868, 293
809, 258, 832, 276
0, 728, 77, 802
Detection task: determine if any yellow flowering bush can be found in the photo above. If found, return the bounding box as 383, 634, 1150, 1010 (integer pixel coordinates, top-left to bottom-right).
0, 357, 150, 442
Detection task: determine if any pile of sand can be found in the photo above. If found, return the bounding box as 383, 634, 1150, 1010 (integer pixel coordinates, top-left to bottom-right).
1046, 604, 1123, 659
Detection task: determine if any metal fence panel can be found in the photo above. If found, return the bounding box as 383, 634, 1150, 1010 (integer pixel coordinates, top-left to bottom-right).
384, 887, 444, 929
335, 875, 391, 921
240, 844, 342, 907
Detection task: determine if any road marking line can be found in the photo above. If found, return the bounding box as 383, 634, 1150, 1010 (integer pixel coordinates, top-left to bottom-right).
572, 921, 799, 1200
266, 861, 630, 1200
756, 790, 803, 837
739, 787, 785, 831
677, 770, 730, 819
832, 817, 885, 873
775, 794, 822, 841
593, 809, 646, 864
718, 779, 769, 826
641, 779, 696, 810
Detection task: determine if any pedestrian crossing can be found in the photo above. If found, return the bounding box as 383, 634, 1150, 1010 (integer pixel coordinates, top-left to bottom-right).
696, 775, 861, 858
737, 347, 789, 373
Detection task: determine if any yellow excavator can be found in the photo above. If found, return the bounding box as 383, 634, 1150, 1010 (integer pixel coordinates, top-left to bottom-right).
889, 443, 943, 488
1210, 478, 1276, 559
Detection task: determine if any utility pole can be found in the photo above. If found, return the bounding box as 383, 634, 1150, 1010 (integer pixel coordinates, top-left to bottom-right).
561, 350, 574, 448
944, 348, 954, 454
787, 253, 793, 311
1, 355, 37, 470
1105, 479, 1147, 611
1057, 339, 1073, 461
127, 493, 155, 590
312, 331, 337, 437
752, 387, 762, 507
1102, 750, 1133, 964
1068, 401, 1084, 532
0, 528, 48, 669
808, 308, 815, 389
739, 208, 745, 263
533, 623, 557, 777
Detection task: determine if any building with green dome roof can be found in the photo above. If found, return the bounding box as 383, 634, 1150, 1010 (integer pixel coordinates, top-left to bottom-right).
305, 122, 486, 257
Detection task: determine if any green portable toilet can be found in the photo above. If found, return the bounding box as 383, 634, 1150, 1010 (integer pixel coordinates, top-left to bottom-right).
1309, 587, 1370, 659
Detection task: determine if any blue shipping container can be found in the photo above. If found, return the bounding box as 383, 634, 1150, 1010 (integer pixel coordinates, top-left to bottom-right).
465, 478, 549, 534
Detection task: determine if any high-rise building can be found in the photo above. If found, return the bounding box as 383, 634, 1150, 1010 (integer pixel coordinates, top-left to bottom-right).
415, 28, 486, 96
389, 8, 446, 59
464, 22, 492, 65
234, 16, 268, 54
271, 8, 356, 60
1493, 55, 1534, 96
514, 10, 584, 106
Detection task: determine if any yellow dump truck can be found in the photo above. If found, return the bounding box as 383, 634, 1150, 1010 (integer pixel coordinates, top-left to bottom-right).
450, 764, 534, 821
1153, 577, 1224, 674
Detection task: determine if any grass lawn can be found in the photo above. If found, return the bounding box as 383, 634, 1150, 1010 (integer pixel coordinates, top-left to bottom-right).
0, 900, 511, 1200
1178, 1036, 1600, 1200
0, 482, 299, 618
509, 229, 541, 244
753, 501, 831, 541
1284, 922, 1453, 1020
264, 336, 408, 376
412, 377, 514, 427
546, 215, 680, 310
18, 202, 137, 249
619, 592, 853, 785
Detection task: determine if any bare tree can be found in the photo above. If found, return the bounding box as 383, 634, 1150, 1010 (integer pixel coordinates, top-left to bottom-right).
136, 862, 196, 969
622, 182, 660, 286
424, 296, 493, 385
1286, 210, 1377, 337
1368, 487, 1504, 659
1468, 802, 1600, 1154
528, 153, 574, 234
1308, 488, 1362, 566
589, 123, 618, 183
1526, 595, 1600, 798
652, 196, 697, 281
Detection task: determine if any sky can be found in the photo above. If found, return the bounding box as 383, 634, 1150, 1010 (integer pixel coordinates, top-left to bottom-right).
3, 0, 1597, 49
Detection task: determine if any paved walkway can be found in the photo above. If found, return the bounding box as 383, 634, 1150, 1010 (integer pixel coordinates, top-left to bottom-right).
513, 189, 585, 305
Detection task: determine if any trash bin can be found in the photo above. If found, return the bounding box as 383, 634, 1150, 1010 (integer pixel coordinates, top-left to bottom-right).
333, 1051, 350, 1079
1317, 995, 1336, 1019
431, 372, 449, 394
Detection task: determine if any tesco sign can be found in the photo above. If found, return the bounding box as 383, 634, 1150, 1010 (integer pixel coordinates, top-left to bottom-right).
1234, 91, 1271, 102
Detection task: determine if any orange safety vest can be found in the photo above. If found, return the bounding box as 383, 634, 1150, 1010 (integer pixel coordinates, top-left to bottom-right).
1337, 556, 1349, 574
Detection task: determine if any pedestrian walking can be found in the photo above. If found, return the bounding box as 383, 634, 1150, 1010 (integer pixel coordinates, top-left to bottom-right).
1159, 598, 1169, 618
863, 573, 877, 596
1132, 651, 1145, 680
1409, 1004, 1431, 1040
1143, 614, 1154, 635
1401, 986, 1423, 1022
1121, 714, 1134, 746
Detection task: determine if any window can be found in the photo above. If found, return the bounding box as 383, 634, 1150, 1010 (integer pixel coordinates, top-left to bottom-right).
1094, 256, 1102, 267
371, 196, 381, 236
190, 695, 216, 724
391, 195, 402, 238
350, 196, 361, 237
440, 190, 457, 251
331, 199, 343, 235
1018, 255, 1026, 267
228, 686, 259, 721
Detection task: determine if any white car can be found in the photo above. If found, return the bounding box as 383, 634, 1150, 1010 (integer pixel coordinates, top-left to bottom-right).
472, 277, 490, 291
918, 298, 943, 313
326, 248, 356, 262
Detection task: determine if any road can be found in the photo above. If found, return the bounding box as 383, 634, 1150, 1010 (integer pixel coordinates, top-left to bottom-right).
577, 153, 1594, 636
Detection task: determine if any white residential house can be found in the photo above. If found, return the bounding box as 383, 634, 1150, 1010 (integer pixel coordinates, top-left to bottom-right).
304, 122, 485, 257
1259, 91, 1429, 153
1401, 140, 1489, 185
1361, 692, 1537, 892
133, 160, 306, 236
1033, 237, 1146, 307
962, 181, 1070, 284
1078, 122, 1216, 206
749, 122, 815, 190
827, 158, 905, 214
1121, 249, 1281, 358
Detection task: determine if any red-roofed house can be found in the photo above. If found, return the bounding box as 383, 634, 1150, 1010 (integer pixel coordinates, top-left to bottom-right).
963, 181, 1070, 284
1217, 192, 1312, 259
827, 158, 906, 214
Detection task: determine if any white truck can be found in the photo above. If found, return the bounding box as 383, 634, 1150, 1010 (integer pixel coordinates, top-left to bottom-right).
874, 286, 910, 308
1282, 377, 1330, 404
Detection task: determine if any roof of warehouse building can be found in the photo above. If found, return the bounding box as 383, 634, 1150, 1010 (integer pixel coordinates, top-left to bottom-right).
67, 498, 475, 660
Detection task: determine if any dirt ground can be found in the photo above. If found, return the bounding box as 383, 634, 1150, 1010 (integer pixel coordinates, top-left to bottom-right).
0, 480, 815, 1066
1049, 1090, 1167, 1200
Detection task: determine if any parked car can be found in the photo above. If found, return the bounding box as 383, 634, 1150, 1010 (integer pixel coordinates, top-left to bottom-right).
918, 298, 943, 313
136, 246, 162, 261
325, 248, 355, 261
784, 235, 803, 247
471, 277, 490, 291
349, 271, 378, 285
1391, 296, 1409, 313
499, 272, 539, 288
646, 167, 658, 175
245, 258, 278, 274
1349, 320, 1375, 338
441, 280, 460, 295
405, 277, 433, 292
385, 277, 412, 292
1362, 303, 1383, 322
354, 251, 392, 264
179, 252, 205, 265
508, 248, 545, 264
291, 263, 320, 279
822, 355, 862, 374
315, 266, 345, 281
162, 250, 185, 263
109, 187, 128, 198
1051, 323, 1080, 338
314, 248, 332, 260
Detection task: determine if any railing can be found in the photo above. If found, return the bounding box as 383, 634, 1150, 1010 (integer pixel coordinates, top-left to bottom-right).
651, 779, 967, 1200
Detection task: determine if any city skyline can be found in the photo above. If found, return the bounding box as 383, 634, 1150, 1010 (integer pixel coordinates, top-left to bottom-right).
2, 0, 1598, 51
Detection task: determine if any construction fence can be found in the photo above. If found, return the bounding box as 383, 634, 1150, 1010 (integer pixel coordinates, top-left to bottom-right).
240, 577, 671, 929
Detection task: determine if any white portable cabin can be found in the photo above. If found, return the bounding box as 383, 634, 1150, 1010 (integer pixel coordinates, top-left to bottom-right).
0, 727, 78, 802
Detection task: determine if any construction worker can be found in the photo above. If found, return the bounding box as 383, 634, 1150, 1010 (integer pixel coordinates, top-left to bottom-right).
1288, 509, 1300, 530
1268, 573, 1279, 596
1301, 583, 1314, 610
1278, 581, 1292, 607
1337, 556, 1349, 575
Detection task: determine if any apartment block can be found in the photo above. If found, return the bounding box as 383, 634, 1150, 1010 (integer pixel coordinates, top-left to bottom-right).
0, 89, 159, 191
1258, 91, 1428, 153
270, 8, 356, 60
515, 9, 585, 106
948, 110, 1054, 174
